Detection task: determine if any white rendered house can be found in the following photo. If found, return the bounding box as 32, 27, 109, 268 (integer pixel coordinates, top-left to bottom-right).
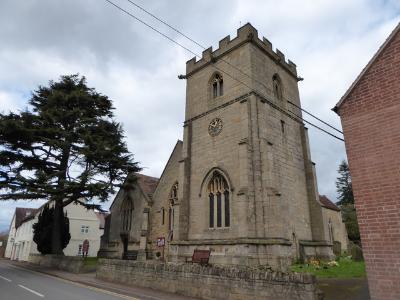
5, 208, 37, 261
5, 203, 107, 261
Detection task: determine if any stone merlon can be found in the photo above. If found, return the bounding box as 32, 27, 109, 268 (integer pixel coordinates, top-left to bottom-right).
186, 23, 297, 78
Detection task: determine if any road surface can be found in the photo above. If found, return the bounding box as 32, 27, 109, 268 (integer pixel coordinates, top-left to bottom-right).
0, 260, 145, 300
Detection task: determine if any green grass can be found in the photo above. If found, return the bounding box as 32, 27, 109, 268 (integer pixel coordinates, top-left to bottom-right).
291, 257, 366, 279
83, 257, 98, 266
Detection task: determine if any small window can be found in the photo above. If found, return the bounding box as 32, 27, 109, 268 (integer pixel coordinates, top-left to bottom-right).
81, 225, 89, 234
78, 244, 83, 256
211, 74, 223, 98
272, 74, 283, 101
168, 208, 173, 231
280, 120, 285, 134
161, 207, 165, 225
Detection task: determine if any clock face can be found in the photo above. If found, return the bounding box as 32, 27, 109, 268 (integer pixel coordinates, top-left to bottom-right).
208, 118, 223, 137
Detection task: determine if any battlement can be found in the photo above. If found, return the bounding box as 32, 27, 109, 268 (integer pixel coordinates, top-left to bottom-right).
186, 23, 297, 77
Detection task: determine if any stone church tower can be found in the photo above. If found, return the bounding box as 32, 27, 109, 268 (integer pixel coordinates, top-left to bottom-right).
169, 23, 333, 268
99, 23, 335, 270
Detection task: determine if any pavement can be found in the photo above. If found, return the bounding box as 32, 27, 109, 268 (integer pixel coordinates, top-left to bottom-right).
0, 259, 199, 300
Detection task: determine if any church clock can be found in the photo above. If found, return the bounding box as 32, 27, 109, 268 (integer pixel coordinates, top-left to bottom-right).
208, 118, 223, 136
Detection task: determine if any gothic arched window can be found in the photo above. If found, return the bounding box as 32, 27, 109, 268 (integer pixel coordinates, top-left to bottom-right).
208, 172, 230, 228
272, 74, 283, 101
121, 197, 134, 232
168, 183, 178, 238
211, 74, 223, 98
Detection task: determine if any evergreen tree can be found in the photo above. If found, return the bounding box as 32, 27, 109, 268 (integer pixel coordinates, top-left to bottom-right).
33, 204, 71, 254
0, 74, 140, 254
336, 160, 354, 205
336, 160, 360, 244
341, 204, 360, 244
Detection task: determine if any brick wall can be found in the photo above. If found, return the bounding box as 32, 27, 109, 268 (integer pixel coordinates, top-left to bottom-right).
338, 26, 400, 300
97, 259, 322, 300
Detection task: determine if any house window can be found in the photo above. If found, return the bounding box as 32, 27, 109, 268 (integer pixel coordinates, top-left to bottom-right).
81, 225, 89, 234
207, 171, 230, 228
211, 74, 223, 98
273, 74, 283, 101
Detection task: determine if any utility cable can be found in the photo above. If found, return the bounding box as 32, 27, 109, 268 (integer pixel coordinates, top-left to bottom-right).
104, 0, 344, 142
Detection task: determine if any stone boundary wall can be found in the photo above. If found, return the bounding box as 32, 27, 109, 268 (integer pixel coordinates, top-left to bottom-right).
97, 259, 323, 300
29, 254, 95, 273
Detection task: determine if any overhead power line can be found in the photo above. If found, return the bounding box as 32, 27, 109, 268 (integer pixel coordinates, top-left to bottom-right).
103, 0, 344, 142
287, 100, 343, 134
122, 0, 343, 136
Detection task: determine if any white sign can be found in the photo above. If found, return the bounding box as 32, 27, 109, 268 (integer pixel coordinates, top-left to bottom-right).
157, 237, 165, 247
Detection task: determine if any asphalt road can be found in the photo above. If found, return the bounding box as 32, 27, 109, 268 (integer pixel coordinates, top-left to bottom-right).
0, 261, 138, 300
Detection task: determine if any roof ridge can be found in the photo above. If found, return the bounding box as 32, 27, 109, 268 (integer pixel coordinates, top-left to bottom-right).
334, 22, 400, 113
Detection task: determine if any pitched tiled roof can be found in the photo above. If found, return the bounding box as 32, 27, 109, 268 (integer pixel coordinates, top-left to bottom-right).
15, 208, 38, 229
136, 173, 159, 198
333, 22, 400, 113
319, 195, 340, 212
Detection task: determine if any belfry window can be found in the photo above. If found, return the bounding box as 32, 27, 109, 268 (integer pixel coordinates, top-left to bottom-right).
207, 172, 230, 228
273, 74, 283, 101
211, 74, 223, 98
121, 197, 133, 232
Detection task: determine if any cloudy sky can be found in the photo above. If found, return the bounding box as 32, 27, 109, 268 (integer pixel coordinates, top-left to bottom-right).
0, 0, 399, 232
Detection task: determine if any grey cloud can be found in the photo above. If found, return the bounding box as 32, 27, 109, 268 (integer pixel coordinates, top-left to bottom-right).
0, 0, 399, 231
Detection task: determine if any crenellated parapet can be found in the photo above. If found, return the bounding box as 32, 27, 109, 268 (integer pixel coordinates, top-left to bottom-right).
186, 23, 297, 78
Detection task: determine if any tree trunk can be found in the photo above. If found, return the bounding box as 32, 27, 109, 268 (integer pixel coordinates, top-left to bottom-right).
51, 197, 64, 255
52, 145, 70, 255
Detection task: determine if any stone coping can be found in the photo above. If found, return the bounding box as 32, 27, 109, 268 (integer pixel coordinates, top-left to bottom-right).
299, 240, 332, 247
170, 237, 292, 246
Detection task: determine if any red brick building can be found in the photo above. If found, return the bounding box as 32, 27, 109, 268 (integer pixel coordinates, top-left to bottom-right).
334, 23, 400, 300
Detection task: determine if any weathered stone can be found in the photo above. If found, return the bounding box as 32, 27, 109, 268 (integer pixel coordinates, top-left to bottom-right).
97, 259, 321, 300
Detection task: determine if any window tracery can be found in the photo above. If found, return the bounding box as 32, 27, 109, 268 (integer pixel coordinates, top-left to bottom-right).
121, 197, 133, 232
211, 74, 223, 98
207, 172, 230, 228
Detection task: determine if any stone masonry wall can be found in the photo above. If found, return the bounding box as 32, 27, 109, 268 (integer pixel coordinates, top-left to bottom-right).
337, 26, 400, 300
148, 141, 182, 259
29, 254, 95, 273
97, 259, 322, 300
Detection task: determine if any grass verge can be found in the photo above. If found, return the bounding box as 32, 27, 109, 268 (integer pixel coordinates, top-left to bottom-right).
291, 257, 366, 279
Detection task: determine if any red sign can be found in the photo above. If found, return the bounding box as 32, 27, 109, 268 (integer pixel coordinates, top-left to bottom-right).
157, 237, 165, 247
82, 239, 90, 254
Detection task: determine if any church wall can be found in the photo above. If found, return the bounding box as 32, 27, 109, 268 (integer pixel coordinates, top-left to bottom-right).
257, 96, 313, 240
249, 41, 326, 246
322, 208, 349, 252
188, 100, 248, 241
148, 142, 182, 259
184, 43, 253, 121
183, 41, 255, 242
106, 183, 148, 257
